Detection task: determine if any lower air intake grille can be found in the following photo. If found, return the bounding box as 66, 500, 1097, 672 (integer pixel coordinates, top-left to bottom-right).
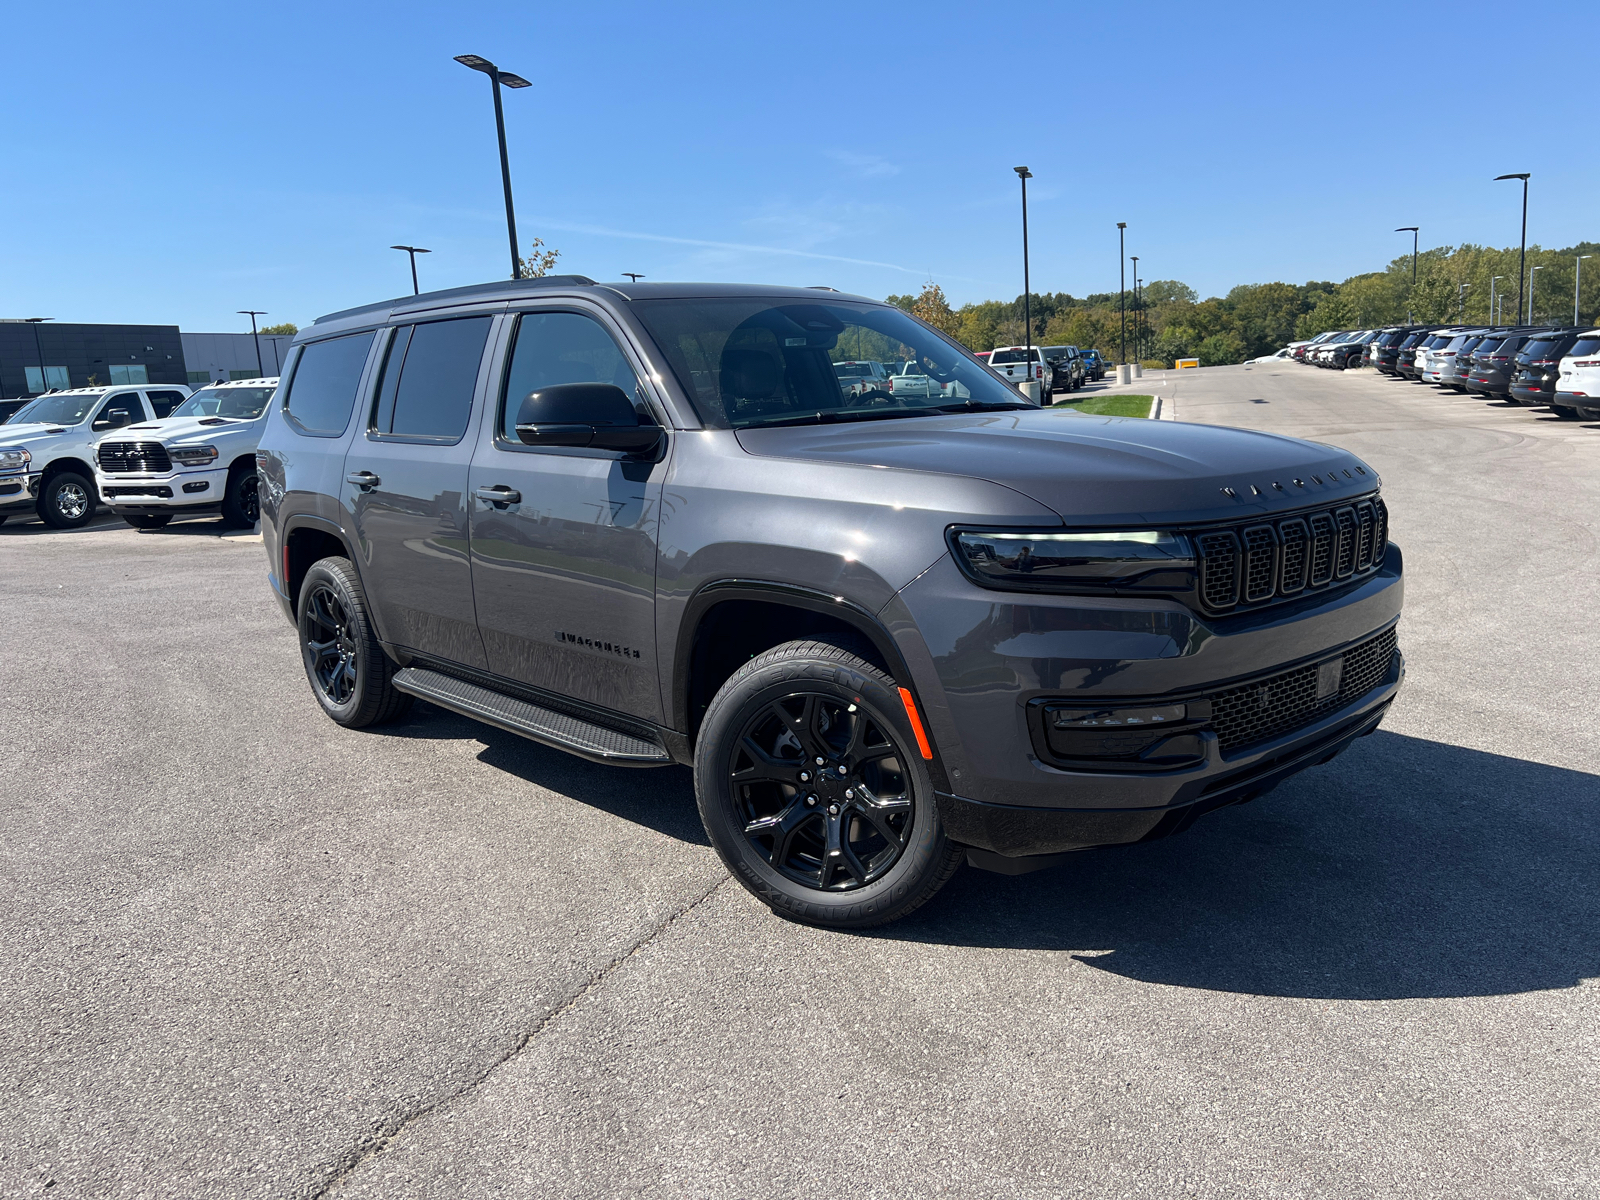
1211, 626, 1398, 752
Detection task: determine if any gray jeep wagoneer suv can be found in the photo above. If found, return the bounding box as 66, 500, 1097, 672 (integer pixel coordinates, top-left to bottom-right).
257, 277, 1404, 928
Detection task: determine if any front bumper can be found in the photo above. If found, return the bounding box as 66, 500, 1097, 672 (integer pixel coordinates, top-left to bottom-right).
0, 472, 39, 512
891, 543, 1405, 858
94, 466, 228, 512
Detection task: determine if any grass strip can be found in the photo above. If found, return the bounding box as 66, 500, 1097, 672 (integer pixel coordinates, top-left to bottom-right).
1049, 394, 1154, 418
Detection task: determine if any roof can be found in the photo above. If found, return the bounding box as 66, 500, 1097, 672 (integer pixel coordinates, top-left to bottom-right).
313, 277, 879, 327
197, 377, 280, 387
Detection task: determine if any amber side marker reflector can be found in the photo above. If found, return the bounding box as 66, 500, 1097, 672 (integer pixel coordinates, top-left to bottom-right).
898, 687, 934, 760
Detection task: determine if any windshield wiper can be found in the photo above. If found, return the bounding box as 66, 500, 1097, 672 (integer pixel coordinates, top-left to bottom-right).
933, 399, 1031, 412
745, 407, 947, 429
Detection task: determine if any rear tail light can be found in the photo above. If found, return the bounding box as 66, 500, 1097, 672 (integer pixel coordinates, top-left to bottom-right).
1574, 360, 1600, 368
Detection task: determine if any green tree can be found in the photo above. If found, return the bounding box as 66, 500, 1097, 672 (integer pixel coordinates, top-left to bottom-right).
518, 237, 561, 279
258, 322, 298, 336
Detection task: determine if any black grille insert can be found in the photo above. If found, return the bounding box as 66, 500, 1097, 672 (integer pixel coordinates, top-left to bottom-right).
1212, 626, 1398, 752
97, 441, 172, 473
1197, 531, 1241, 609
1192, 496, 1386, 613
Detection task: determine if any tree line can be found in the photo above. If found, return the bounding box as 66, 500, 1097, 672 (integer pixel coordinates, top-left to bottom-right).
889, 238, 1600, 367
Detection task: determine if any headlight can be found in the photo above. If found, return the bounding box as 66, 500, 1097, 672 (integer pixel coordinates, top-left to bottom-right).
0, 447, 31, 473
950, 529, 1195, 593
169, 445, 219, 466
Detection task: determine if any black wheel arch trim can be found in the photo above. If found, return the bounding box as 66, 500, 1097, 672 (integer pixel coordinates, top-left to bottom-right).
280, 513, 364, 615
674, 578, 950, 790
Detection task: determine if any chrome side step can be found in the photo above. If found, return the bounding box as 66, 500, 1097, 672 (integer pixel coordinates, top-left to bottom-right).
391, 667, 672, 767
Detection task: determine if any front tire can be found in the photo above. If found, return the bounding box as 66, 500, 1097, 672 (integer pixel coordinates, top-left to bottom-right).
38, 472, 96, 529
694, 639, 963, 929
297, 557, 413, 728
219, 464, 259, 529
123, 514, 171, 529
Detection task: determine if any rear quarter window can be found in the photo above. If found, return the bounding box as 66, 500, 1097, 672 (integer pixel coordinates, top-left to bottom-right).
283, 332, 376, 437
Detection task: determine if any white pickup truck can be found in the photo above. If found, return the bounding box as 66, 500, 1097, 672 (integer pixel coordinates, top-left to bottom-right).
92, 378, 278, 529
0, 384, 191, 528
987, 345, 1048, 401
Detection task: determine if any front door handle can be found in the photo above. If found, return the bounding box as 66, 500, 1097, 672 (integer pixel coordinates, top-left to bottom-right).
473, 484, 521, 507
346, 471, 380, 491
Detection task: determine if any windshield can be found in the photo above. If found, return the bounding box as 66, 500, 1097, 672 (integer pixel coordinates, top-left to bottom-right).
832, 362, 877, 378
989, 348, 1040, 365
4, 392, 106, 426
171, 386, 275, 419
1518, 337, 1560, 361
632, 298, 1026, 428
1474, 339, 1503, 355
1568, 336, 1600, 358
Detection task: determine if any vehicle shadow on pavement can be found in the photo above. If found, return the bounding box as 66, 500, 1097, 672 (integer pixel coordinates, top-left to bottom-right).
377, 702, 708, 846
885, 731, 1600, 1001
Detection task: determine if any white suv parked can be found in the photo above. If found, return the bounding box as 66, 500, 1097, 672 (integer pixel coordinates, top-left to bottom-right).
92, 378, 277, 530
1554, 329, 1600, 420
0, 384, 191, 528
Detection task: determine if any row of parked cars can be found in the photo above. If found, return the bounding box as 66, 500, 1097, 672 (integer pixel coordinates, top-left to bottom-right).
0, 378, 276, 529
1286, 324, 1600, 419
975, 345, 1108, 395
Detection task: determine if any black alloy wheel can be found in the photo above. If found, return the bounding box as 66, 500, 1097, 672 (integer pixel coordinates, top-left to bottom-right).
304, 583, 359, 707
695, 639, 963, 928
220, 466, 259, 529
296, 556, 412, 728
732, 692, 913, 892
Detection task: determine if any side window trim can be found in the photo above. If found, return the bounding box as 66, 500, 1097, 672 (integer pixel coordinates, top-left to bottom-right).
363, 316, 492, 447
489, 304, 668, 458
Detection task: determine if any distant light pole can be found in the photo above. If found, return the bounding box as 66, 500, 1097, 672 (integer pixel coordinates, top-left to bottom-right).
1489, 276, 1503, 329
1458, 283, 1470, 322
1494, 172, 1530, 331
1577, 256, 1593, 327
238, 310, 266, 376
1117, 222, 1127, 365
455, 54, 533, 281
1395, 226, 1420, 283
1527, 264, 1545, 324
1130, 257, 1140, 360
390, 245, 431, 295
622, 273, 644, 282
24, 317, 53, 395
1013, 167, 1034, 381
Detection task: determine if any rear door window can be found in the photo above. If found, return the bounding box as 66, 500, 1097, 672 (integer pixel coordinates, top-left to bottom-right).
370, 317, 493, 442
283, 332, 376, 437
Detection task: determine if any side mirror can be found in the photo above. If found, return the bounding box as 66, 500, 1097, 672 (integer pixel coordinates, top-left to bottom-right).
514, 383, 662, 455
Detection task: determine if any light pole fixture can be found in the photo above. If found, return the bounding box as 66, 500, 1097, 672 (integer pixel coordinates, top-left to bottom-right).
1489, 276, 1503, 328
390, 245, 432, 295
1528, 264, 1545, 324
1395, 227, 1419, 283
1117, 222, 1127, 366
25, 317, 53, 395
1013, 167, 1034, 385
622, 273, 644, 283
1577, 256, 1592, 327
455, 54, 532, 281
238, 310, 267, 376
1494, 173, 1530, 331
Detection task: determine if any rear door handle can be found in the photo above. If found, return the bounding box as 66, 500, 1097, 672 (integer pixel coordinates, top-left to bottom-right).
473, 484, 521, 507
346, 471, 380, 490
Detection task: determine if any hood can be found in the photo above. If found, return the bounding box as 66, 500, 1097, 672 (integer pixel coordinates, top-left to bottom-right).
117, 416, 254, 445
0, 421, 77, 446
734, 409, 1378, 525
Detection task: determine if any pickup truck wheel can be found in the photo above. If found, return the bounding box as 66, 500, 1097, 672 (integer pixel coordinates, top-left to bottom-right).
297, 557, 413, 728
38, 472, 96, 529
219, 465, 259, 529
123, 514, 171, 529
695, 639, 963, 929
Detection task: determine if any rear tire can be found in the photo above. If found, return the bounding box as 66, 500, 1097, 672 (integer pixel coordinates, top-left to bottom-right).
1550, 405, 1581, 419
297, 557, 413, 728
38, 472, 96, 529
123, 514, 171, 529
694, 638, 963, 929
219, 463, 259, 529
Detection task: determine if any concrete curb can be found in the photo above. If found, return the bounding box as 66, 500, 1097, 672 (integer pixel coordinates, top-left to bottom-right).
1150, 395, 1178, 421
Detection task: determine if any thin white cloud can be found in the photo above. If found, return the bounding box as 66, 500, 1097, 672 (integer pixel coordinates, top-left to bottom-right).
827, 150, 901, 179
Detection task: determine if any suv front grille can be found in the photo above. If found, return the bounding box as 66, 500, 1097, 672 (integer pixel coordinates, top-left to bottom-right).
1195, 496, 1386, 614
1212, 626, 1398, 752
97, 441, 172, 473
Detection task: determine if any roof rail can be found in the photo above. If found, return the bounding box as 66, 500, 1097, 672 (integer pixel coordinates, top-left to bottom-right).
314, 275, 599, 325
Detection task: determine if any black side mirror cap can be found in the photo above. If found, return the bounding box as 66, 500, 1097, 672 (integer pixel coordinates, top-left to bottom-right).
514, 382, 663, 456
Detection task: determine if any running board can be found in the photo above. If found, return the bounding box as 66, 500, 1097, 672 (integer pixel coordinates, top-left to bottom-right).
391, 667, 672, 767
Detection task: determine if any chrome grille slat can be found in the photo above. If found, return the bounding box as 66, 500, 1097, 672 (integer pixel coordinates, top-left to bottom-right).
97, 441, 172, 474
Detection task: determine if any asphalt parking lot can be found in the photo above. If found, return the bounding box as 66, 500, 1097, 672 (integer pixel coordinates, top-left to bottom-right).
3, 366, 1597, 1199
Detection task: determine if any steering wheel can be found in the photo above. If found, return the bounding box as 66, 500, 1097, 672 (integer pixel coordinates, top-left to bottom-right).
843, 387, 897, 408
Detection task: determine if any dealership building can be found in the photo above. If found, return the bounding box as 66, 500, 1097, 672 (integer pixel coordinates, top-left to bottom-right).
0, 321, 295, 400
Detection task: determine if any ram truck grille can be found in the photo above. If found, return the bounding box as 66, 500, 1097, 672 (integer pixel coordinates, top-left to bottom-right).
97, 442, 172, 473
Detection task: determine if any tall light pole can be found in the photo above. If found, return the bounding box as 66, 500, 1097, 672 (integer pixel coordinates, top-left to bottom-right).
24, 317, 53, 395
1489, 276, 1503, 329
1117, 222, 1127, 366
1528, 264, 1545, 324
1577, 256, 1592, 327
1130, 256, 1140, 361
1494, 173, 1530, 331
1458, 283, 1470, 322
456, 54, 532, 281
390, 245, 431, 295
1013, 167, 1034, 381
238, 310, 266, 376
1395, 226, 1420, 282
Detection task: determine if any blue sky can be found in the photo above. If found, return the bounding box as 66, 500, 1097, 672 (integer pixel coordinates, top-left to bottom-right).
2, 0, 1592, 332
